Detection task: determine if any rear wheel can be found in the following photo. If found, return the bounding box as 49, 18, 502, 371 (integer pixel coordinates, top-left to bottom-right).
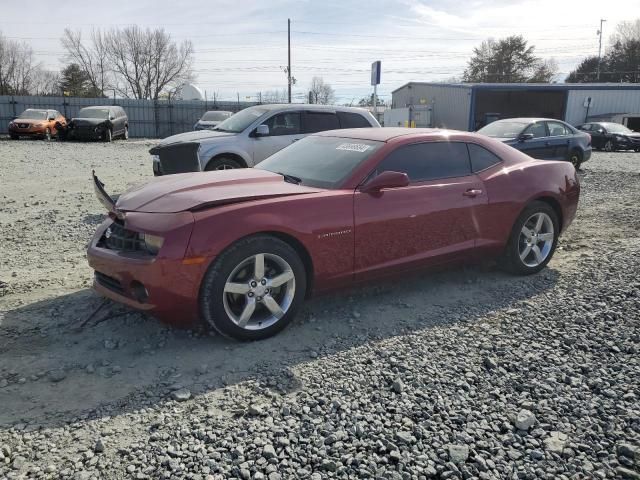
200, 235, 306, 341
205, 157, 242, 171
604, 140, 614, 152
500, 201, 559, 275
568, 149, 583, 169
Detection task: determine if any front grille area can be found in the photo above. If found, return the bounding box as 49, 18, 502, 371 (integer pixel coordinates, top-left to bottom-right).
150, 142, 201, 175
95, 272, 125, 295
99, 221, 146, 253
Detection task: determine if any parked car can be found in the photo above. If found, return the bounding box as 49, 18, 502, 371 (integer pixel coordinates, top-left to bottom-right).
477, 118, 591, 169
60, 106, 128, 142
149, 104, 380, 175
576, 122, 640, 152
89, 128, 579, 340
194, 110, 233, 130
8, 109, 66, 140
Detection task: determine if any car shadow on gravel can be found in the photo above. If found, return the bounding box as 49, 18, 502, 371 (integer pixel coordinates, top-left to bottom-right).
0, 264, 559, 430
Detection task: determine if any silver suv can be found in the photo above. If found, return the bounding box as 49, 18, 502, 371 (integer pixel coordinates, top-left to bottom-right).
150, 104, 380, 175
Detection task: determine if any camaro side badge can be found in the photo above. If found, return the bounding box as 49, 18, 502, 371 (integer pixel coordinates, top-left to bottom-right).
318, 229, 352, 239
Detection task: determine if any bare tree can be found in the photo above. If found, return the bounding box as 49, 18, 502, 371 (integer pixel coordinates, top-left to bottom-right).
309, 77, 335, 105
103, 26, 194, 100
61, 28, 110, 96
0, 32, 41, 95
32, 69, 60, 96
610, 19, 640, 43
261, 89, 288, 103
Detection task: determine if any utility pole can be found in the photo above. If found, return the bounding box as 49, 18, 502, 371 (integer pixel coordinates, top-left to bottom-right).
597, 18, 606, 81
287, 18, 292, 103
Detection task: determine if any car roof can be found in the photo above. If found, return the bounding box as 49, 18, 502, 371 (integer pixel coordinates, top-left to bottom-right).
493, 117, 566, 124
249, 103, 371, 114
315, 127, 476, 142
80, 105, 115, 110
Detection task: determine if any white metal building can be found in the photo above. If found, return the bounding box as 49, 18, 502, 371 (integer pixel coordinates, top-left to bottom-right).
391, 82, 640, 131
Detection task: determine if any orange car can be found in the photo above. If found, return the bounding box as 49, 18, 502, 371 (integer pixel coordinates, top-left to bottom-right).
8, 109, 66, 140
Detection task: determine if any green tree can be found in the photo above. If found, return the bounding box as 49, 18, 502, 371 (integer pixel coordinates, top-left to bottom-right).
59, 63, 90, 96
565, 56, 600, 83
463, 35, 556, 83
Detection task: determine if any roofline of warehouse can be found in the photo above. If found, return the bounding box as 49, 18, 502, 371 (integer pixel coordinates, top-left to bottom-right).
391, 82, 640, 94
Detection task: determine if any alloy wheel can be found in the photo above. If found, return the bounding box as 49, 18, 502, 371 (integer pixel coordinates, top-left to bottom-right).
215, 163, 235, 170
518, 212, 555, 268
222, 253, 296, 330
604, 140, 613, 152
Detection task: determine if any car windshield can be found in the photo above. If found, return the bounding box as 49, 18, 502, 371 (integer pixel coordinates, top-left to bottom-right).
201, 111, 231, 121
256, 136, 383, 189
604, 123, 633, 134
213, 106, 268, 133
78, 108, 110, 119
478, 121, 528, 138
17, 110, 47, 120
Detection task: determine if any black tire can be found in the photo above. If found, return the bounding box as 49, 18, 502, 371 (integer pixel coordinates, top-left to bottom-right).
199, 235, 307, 341
44, 128, 51, 141
205, 156, 243, 171
603, 140, 614, 152
10, 134, 18, 140
500, 201, 559, 275
123, 126, 129, 140
568, 149, 583, 169
103, 128, 112, 143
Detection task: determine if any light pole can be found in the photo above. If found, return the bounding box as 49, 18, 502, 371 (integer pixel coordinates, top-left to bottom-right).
597, 18, 606, 81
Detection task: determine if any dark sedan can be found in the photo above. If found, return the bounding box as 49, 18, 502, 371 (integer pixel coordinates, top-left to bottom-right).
477, 118, 592, 169
60, 106, 128, 142
576, 122, 640, 152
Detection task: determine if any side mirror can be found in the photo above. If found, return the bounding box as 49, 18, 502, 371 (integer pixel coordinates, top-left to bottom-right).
48, 116, 55, 121
255, 124, 269, 137
518, 133, 534, 142
597, 128, 605, 134
360, 171, 410, 194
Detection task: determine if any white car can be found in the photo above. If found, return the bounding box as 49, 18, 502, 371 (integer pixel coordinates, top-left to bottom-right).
150, 104, 380, 175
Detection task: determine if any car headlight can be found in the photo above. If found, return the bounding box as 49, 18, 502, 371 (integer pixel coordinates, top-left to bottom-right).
142, 233, 164, 255
8, 122, 13, 127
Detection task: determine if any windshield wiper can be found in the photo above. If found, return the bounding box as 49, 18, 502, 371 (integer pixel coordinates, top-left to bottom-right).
277, 172, 302, 185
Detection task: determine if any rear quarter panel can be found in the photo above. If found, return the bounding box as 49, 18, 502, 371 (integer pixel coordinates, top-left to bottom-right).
188, 191, 355, 292
476, 156, 579, 252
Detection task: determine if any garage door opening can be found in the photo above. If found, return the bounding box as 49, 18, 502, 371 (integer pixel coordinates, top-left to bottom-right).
473, 89, 567, 130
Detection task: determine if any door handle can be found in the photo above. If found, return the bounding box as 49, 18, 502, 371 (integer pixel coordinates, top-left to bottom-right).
463, 189, 483, 197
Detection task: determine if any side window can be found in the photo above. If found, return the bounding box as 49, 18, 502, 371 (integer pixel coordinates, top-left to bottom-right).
120, 108, 126, 117
467, 143, 502, 172
303, 111, 340, 133
547, 121, 569, 136
337, 111, 371, 128
524, 122, 547, 138
376, 142, 471, 183
263, 112, 301, 136
579, 124, 591, 131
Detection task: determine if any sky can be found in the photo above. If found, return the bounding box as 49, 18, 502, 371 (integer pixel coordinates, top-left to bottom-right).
1, 0, 638, 103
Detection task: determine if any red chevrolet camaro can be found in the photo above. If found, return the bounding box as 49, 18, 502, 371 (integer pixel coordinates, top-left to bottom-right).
88, 128, 579, 340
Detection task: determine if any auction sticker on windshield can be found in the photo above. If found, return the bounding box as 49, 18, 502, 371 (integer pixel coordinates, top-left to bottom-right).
336, 143, 371, 153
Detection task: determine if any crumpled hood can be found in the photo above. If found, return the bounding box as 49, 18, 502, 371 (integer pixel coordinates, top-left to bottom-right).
72, 117, 108, 126
116, 169, 324, 213
157, 129, 235, 147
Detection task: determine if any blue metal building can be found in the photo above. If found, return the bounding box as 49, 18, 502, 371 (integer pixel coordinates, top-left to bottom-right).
391, 82, 640, 131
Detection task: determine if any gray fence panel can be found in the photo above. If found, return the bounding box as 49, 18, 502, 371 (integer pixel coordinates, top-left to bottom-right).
0, 96, 258, 138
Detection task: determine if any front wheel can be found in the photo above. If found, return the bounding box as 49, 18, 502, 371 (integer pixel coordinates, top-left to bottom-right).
205, 157, 242, 171
44, 128, 51, 141
500, 201, 559, 275
603, 140, 614, 152
123, 126, 129, 140
568, 149, 583, 169
103, 128, 112, 143
10, 134, 18, 140
199, 235, 307, 340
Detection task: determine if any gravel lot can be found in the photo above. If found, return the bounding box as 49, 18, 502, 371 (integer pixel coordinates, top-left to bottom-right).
0, 139, 639, 480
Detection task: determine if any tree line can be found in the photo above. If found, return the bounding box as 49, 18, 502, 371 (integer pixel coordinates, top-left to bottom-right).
0, 19, 638, 101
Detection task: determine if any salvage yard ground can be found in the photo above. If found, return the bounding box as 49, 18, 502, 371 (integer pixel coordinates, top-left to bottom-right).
0, 139, 639, 479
